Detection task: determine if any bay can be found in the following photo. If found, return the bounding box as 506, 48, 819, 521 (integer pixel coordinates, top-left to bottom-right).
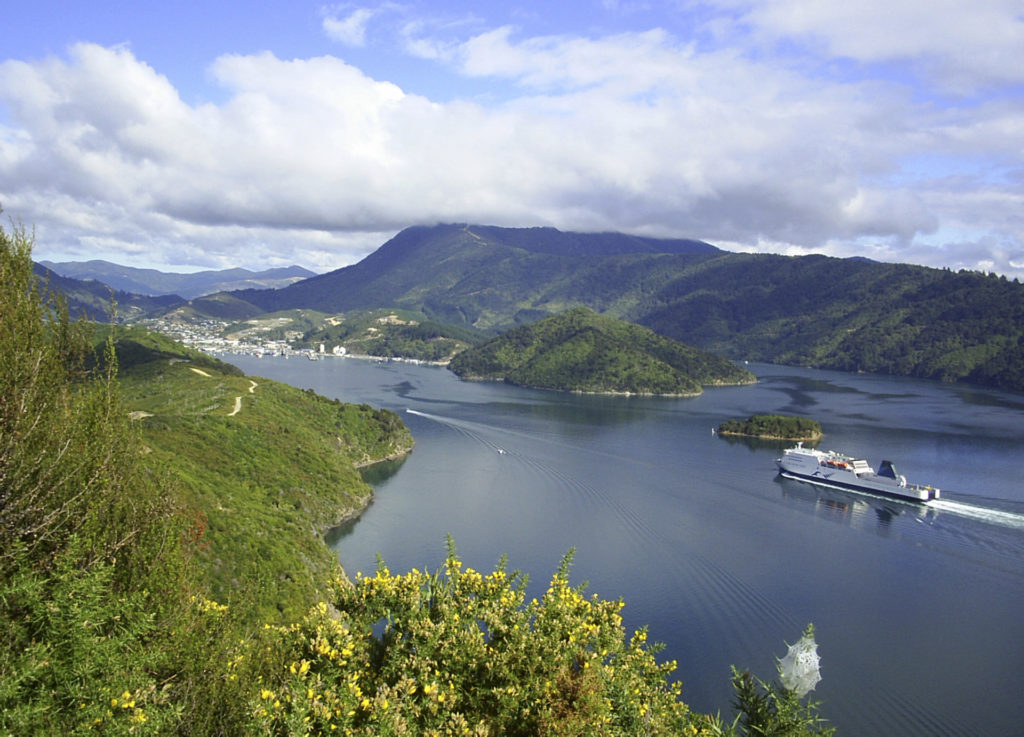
227, 354, 1024, 736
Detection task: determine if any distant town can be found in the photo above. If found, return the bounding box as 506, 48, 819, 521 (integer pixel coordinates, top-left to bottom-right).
141, 315, 342, 360
139, 314, 440, 365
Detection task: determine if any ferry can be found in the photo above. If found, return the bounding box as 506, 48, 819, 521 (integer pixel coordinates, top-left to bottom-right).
776, 443, 940, 502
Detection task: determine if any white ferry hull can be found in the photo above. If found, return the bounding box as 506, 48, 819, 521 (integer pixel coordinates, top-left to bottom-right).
776, 444, 939, 503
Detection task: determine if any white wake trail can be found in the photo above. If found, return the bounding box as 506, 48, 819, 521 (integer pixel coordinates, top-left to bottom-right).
927, 499, 1024, 530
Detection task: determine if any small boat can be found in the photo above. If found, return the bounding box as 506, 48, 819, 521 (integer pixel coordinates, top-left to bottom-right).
776, 442, 939, 503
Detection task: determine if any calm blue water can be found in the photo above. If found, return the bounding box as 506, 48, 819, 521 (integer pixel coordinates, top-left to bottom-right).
227, 355, 1024, 737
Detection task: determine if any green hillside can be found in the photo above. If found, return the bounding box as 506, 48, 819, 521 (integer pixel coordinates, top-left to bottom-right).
449, 307, 755, 395
101, 325, 414, 621
635, 253, 1024, 390
227, 224, 1024, 392
233, 224, 720, 329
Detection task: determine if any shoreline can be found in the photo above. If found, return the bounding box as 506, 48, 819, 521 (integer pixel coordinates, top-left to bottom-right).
717, 430, 823, 442
317, 447, 412, 540
353, 446, 413, 469
453, 374, 758, 398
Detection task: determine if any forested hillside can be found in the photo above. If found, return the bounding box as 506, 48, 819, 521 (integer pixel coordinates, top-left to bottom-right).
636, 253, 1024, 390
40, 223, 1024, 391
227, 224, 1024, 392
449, 307, 754, 395
100, 325, 413, 621
34, 261, 183, 320
232, 224, 722, 326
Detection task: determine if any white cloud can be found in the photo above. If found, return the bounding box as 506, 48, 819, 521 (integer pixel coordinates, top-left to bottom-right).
710, 0, 1024, 91
322, 7, 377, 47
1, 11, 1022, 280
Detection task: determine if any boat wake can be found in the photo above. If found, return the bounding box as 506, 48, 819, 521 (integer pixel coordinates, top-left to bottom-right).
405, 408, 663, 544
927, 499, 1024, 531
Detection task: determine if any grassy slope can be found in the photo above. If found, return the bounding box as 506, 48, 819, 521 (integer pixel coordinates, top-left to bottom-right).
104, 326, 414, 621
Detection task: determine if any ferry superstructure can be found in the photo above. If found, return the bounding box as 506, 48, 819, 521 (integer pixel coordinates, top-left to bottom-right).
776, 443, 939, 502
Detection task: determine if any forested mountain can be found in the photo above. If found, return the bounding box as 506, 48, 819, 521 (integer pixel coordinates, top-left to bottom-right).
233, 223, 721, 324
635, 253, 1024, 390
449, 307, 754, 395
40, 259, 315, 299
230, 224, 1024, 392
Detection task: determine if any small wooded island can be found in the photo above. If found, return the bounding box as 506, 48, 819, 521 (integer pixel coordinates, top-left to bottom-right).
717, 414, 823, 441
448, 307, 755, 395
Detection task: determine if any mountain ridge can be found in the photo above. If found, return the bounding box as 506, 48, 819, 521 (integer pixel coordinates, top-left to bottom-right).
33, 262, 184, 321
232, 223, 722, 322
41, 258, 316, 299
37, 222, 1024, 392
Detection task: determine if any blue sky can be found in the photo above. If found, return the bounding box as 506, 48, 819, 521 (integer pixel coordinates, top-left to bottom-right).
2, 1, 1023, 277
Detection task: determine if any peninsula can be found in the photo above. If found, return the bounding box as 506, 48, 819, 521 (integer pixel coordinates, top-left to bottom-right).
448, 307, 755, 395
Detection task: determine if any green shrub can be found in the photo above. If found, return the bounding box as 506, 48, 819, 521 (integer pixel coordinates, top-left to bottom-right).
253, 539, 701, 736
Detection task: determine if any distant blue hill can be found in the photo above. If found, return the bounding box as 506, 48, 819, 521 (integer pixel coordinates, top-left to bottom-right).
33, 262, 183, 321
39, 259, 316, 300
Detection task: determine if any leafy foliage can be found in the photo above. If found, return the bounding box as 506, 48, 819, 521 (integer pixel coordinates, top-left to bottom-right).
729, 626, 834, 736
449, 307, 754, 395
1, 220, 259, 735
718, 415, 823, 441
253, 541, 704, 736
254, 543, 836, 737
1, 224, 170, 580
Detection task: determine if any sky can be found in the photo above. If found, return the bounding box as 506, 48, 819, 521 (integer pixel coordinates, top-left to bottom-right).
2, 1, 1023, 277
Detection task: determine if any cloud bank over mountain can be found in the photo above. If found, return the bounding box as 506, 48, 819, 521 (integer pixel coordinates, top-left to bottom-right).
1, 1, 1022, 276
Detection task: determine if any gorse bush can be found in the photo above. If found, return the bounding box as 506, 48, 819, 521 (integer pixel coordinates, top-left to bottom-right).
0, 222, 138, 574
252, 540, 699, 736
252, 544, 834, 737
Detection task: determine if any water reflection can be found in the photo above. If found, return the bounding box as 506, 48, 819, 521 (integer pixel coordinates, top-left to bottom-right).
775, 475, 933, 538
358, 455, 409, 486
715, 434, 820, 451
325, 456, 410, 547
